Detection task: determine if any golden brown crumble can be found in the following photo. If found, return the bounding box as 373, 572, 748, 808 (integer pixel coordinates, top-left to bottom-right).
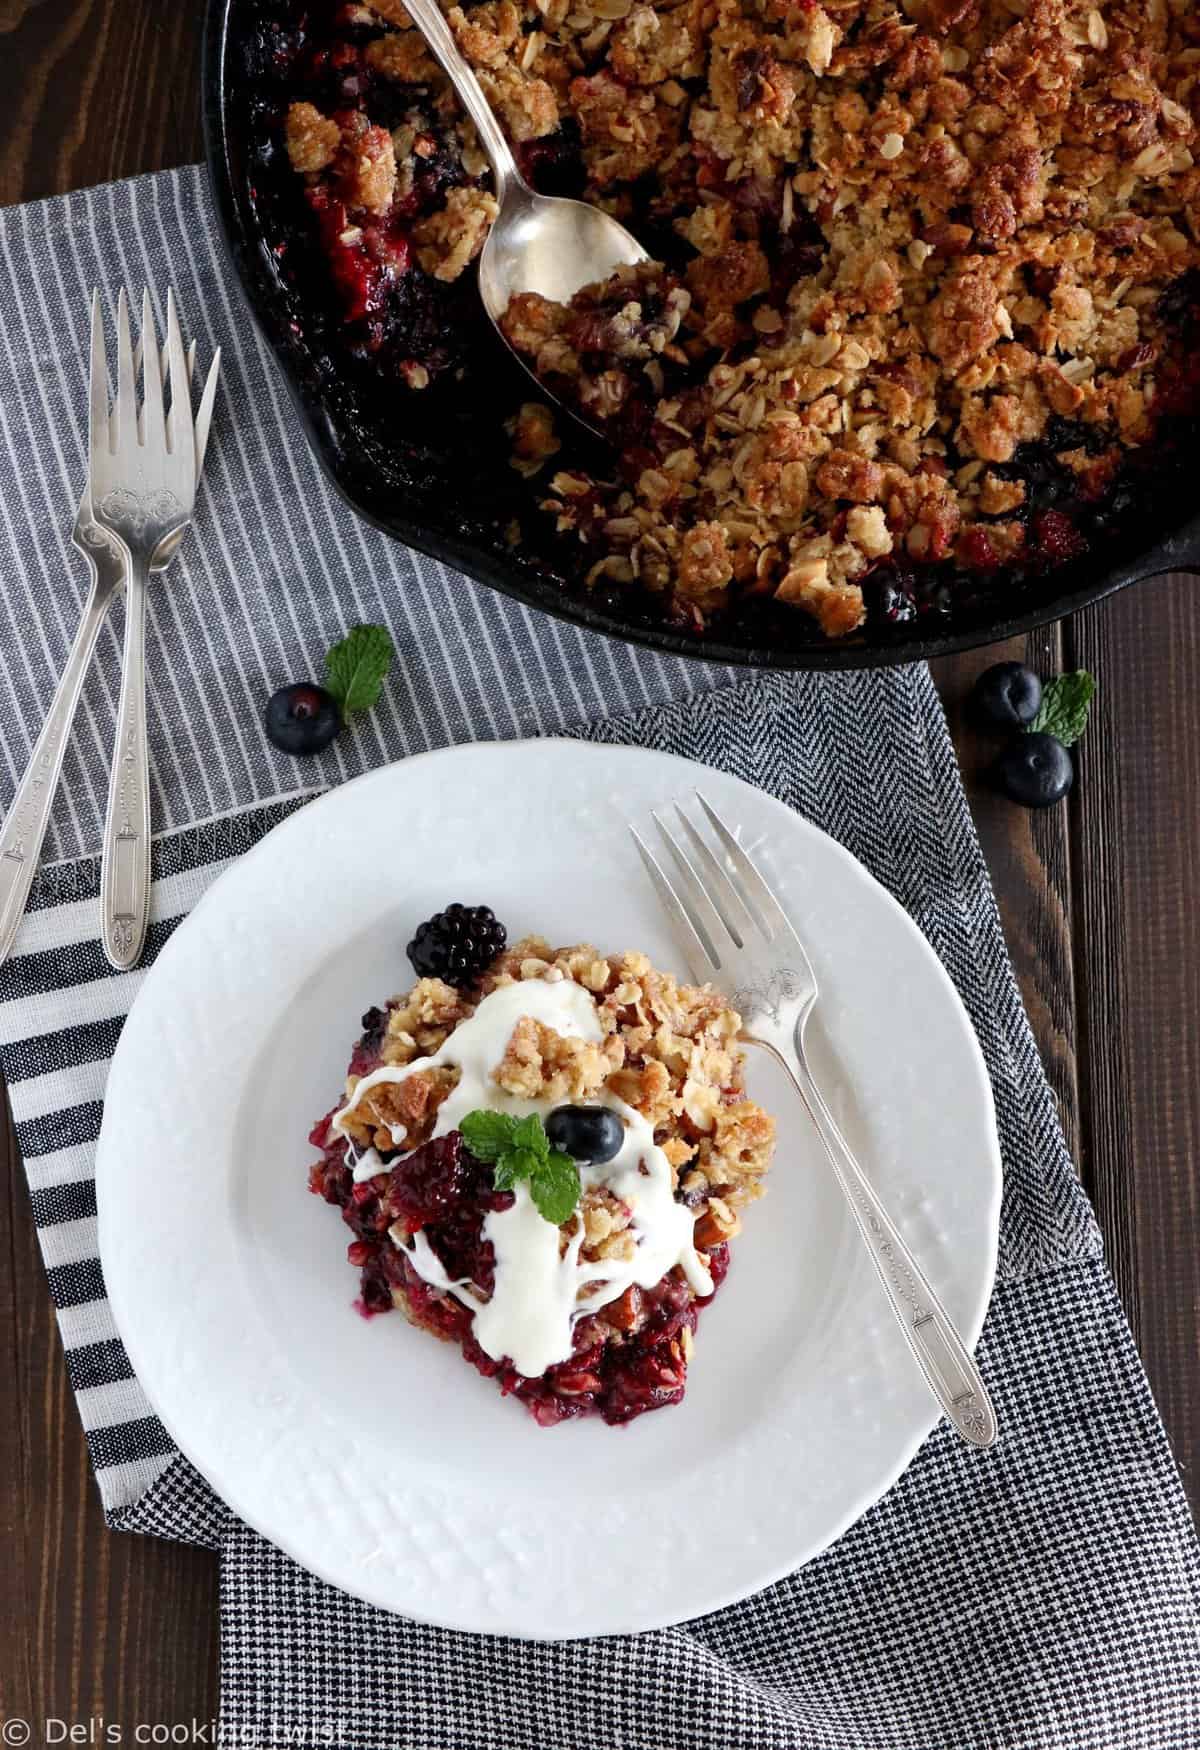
492, 1014, 625, 1101
285, 101, 341, 174
497, 0, 1200, 633
367, 0, 416, 24
508, 400, 562, 473
413, 185, 500, 279
478, 62, 561, 139
294, 0, 1200, 638
365, 30, 442, 83
377, 976, 470, 1066
579, 1186, 638, 1263
483, 937, 773, 1211
343, 937, 774, 1228
341, 1064, 462, 1151
450, 0, 522, 65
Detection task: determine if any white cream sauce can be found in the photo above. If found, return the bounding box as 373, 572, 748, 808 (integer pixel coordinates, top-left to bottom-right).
332, 979, 711, 1377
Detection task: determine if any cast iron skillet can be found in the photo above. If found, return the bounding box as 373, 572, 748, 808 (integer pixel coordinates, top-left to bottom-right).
202, 0, 1200, 671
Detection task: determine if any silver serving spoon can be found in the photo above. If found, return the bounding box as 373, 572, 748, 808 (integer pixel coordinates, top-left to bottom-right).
402, 0, 649, 426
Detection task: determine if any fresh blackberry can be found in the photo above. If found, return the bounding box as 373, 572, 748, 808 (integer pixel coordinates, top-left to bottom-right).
407, 905, 507, 986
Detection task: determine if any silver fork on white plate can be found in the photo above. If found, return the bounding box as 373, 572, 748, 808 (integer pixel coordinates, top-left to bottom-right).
0, 300, 219, 970
632, 793, 998, 1450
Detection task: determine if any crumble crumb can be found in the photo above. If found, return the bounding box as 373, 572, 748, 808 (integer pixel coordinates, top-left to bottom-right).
413, 186, 500, 281
342, 1065, 460, 1152
285, 102, 340, 175
365, 31, 441, 84
508, 402, 561, 472
493, 1015, 624, 1103
366, 0, 415, 24
342, 115, 398, 215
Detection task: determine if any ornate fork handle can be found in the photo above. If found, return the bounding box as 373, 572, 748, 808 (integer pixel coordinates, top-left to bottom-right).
750, 1030, 998, 1449
100, 541, 154, 970
0, 560, 119, 964
96, 479, 188, 971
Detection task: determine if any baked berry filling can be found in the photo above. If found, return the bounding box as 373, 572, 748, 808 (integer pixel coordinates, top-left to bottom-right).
309, 1120, 730, 1426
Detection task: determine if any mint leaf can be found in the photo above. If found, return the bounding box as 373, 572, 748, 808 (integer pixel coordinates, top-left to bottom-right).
1028, 671, 1095, 748
459, 1110, 582, 1223
510, 1113, 550, 1161
492, 1155, 520, 1191
460, 1109, 518, 1163
325, 624, 394, 716
500, 1146, 545, 1189
530, 1151, 582, 1226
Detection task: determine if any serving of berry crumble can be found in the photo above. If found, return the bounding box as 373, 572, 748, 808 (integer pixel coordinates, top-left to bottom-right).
265, 0, 1200, 640
307, 913, 775, 1425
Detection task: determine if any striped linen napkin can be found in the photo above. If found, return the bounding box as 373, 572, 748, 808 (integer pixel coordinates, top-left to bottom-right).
1, 167, 1198, 1750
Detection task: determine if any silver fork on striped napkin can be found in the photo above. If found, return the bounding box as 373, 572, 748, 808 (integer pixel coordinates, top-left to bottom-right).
0, 291, 220, 971
633, 793, 999, 1449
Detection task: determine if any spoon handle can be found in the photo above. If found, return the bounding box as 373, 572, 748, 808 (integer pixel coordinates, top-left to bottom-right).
401, 0, 523, 198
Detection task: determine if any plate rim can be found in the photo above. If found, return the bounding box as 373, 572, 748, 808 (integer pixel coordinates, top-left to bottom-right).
97, 737, 1002, 1636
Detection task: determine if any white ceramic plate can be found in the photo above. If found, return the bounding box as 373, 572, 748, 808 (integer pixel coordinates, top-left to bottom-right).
98, 740, 1000, 1639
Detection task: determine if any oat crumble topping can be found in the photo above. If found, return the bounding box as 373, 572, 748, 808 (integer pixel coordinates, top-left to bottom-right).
338, 936, 775, 1223
276, 0, 1200, 637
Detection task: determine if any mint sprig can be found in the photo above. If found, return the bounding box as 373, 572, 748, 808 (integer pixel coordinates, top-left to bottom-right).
528, 1149, 583, 1226
460, 1109, 581, 1226
1028, 670, 1095, 747
325, 624, 394, 716
456, 1108, 514, 1163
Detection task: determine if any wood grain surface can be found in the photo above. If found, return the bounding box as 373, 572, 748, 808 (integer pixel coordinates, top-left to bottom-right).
0, 0, 1196, 1732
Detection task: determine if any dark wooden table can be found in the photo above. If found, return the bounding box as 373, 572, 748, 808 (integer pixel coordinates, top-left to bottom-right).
1, 0, 1196, 1730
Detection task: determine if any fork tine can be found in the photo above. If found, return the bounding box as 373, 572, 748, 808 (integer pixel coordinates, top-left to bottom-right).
629, 826, 715, 985
148, 337, 192, 418
155, 341, 198, 446
140, 290, 166, 448
192, 348, 222, 477
694, 792, 805, 953
674, 803, 763, 941
651, 811, 735, 958
129, 339, 150, 443
153, 337, 195, 396
164, 290, 195, 470
114, 288, 139, 452
88, 291, 110, 472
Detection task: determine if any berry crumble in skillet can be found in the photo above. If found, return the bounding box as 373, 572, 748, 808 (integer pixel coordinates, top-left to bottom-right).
308, 925, 775, 1425
269, 0, 1200, 638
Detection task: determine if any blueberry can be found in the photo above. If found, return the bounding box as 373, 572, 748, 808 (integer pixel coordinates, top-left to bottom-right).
970, 662, 1043, 733
545, 1105, 625, 1165
995, 732, 1073, 808
265, 684, 341, 756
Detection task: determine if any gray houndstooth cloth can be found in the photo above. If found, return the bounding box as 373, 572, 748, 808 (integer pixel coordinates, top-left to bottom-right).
1, 167, 1198, 1750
